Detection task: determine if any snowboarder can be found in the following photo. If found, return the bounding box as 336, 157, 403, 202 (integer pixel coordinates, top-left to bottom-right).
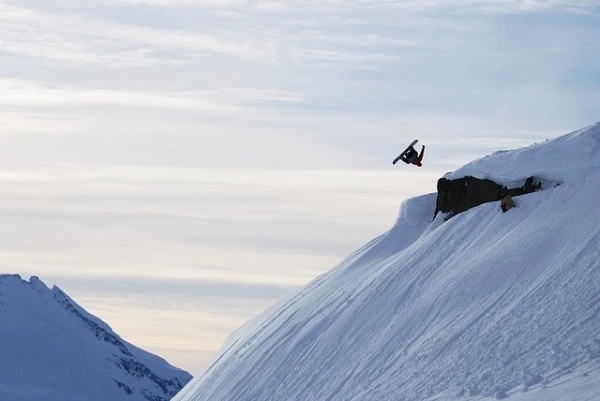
402, 145, 426, 167
392, 140, 426, 167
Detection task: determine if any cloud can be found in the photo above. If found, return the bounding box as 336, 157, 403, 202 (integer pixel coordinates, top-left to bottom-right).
0, 2, 404, 68
0, 164, 443, 285
100, 0, 247, 7
465, 0, 597, 14
51, 276, 298, 300
0, 78, 306, 112
95, 0, 598, 14
0, 3, 276, 66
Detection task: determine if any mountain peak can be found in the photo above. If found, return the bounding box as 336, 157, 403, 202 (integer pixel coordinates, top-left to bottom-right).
0, 274, 192, 401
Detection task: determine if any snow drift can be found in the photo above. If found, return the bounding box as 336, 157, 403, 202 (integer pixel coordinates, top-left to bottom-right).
175, 123, 600, 401
0, 275, 191, 401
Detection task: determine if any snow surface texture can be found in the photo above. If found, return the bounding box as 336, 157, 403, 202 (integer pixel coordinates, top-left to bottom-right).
0, 275, 192, 401
174, 123, 600, 401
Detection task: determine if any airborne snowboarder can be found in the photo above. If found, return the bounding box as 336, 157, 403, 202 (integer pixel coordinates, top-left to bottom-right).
393, 140, 426, 167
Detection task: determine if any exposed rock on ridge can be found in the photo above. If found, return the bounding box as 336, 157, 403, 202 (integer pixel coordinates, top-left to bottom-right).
435, 176, 544, 218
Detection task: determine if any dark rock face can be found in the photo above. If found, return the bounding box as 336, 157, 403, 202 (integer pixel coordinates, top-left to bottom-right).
435, 176, 543, 218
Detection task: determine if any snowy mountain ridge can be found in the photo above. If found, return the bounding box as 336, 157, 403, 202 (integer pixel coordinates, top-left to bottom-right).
174, 122, 600, 401
0, 274, 192, 401
445, 122, 600, 185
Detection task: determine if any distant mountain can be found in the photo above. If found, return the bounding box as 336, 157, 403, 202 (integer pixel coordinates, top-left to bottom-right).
0, 274, 192, 401
174, 123, 600, 401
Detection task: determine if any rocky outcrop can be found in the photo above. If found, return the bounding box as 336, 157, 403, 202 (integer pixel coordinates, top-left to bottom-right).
435, 176, 544, 218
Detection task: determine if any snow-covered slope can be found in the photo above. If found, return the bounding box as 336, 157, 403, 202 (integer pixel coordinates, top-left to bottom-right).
445, 123, 600, 185
174, 122, 600, 401
0, 275, 192, 401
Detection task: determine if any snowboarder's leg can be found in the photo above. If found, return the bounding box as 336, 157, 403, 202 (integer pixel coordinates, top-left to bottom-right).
414, 145, 425, 164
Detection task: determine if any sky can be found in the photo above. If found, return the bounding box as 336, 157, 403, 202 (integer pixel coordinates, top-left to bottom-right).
0, 0, 598, 374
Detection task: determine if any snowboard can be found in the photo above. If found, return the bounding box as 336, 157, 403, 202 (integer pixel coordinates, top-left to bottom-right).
392, 140, 418, 165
